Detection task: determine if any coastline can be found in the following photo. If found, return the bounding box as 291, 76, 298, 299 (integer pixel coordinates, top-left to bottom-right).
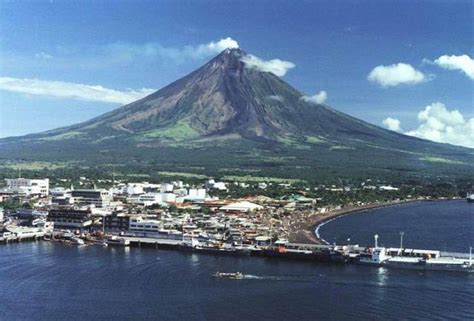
288, 199, 424, 244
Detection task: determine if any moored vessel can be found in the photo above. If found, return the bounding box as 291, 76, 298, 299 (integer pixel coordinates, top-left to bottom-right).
106, 236, 130, 247
467, 192, 474, 203
358, 234, 473, 273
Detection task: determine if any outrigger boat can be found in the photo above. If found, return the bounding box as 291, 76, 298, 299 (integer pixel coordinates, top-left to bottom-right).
211, 272, 244, 279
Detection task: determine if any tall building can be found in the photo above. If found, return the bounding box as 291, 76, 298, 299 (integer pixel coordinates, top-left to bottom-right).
104, 213, 131, 232
5, 178, 49, 196
48, 208, 94, 230
71, 189, 112, 208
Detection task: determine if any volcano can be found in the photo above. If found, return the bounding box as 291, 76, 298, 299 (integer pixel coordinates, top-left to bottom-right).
1, 48, 473, 180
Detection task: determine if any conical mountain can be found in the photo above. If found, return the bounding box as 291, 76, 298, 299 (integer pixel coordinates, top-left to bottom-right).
1, 48, 473, 180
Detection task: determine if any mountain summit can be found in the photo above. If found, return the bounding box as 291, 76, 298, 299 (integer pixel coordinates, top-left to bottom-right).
1, 49, 473, 180
37, 47, 321, 142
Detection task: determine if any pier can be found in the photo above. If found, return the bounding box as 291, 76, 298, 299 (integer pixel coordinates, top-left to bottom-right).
0, 226, 48, 243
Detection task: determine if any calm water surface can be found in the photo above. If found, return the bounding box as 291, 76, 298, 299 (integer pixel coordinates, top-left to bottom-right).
0, 200, 473, 321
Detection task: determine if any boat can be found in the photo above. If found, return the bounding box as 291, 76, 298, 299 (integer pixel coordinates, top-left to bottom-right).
106, 236, 130, 247
212, 272, 244, 279
467, 192, 474, 202
358, 235, 474, 273
71, 237, 85, 245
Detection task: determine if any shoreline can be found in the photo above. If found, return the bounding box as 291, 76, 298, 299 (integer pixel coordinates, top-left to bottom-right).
289, 199, 428, 244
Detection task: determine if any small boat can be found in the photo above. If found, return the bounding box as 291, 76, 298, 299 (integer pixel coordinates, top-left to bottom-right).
71, 237, 85, 245
212, 272, 244, 279
106, 236, 130, 247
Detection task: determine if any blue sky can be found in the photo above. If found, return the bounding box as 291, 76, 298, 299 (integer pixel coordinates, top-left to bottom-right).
0, 1, 472, 146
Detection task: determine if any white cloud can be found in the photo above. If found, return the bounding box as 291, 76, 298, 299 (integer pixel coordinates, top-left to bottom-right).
0, 77, 155, 104
240, 54, 295, 77
104, 37, 239, 63
405, 102, 474, 148
368, 63, 428, 87
301, 90, 328, 104
190, 37, 239, 59
35, 52, 53, 59
434, 54, 474, 79
382, 117, 402, 132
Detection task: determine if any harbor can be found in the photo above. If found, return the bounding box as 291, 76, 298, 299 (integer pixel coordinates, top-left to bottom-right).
3, 226, 471, 273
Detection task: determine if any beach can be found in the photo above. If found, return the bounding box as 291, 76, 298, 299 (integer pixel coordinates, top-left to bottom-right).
288, 199, 422, 244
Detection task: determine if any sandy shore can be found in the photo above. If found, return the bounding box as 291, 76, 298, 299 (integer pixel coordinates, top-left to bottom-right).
288, 199, 422, 244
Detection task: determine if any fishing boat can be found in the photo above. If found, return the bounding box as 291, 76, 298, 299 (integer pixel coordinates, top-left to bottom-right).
211, 272, 244, 279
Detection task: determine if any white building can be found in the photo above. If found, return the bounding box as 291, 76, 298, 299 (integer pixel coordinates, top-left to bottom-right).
205, 179, 227, 191
5, 178, 49, 196
129, 217, 161, 233
186, 188, 207, 201
220, 201, 263, 212
172, 181, 184, 188
160, 183, 174, 193
138, 193, 163, 206
0, 208, 3, 222
161, 193, 176, 203
379, 185, 399, 191
125, 184, 144, 195
71, 189, 112, 208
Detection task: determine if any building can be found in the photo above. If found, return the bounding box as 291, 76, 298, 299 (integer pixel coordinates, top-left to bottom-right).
220, 201, 263, 212
5, 178, 49, 196
206, 179, 227, 191
185, 188, 207, 202
137, 193, 163, 206
104, 213, 131, 232
48, 208, 94, 230
161, 193, 176, 203
129, 216, 161, 234
15, 208, 48, 218
160, 183, 174, 193
0, 208, 3, 222
379, 185, 400, 191
71, 189, 112, 208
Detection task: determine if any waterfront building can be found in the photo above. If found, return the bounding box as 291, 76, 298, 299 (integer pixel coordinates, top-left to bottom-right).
47, 208, 94, 230
104, 213, 131, 232
5, 178, 49, 196
129, 216, 161, 233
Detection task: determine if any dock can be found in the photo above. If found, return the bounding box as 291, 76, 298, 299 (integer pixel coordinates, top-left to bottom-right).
0, 226, 48, 243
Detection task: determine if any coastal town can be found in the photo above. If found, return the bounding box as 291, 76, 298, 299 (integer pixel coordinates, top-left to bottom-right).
0, 175, 428, 244
0, 175, 472, 272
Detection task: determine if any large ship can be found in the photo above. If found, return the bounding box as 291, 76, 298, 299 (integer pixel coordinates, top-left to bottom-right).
358, 235, 473, 273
